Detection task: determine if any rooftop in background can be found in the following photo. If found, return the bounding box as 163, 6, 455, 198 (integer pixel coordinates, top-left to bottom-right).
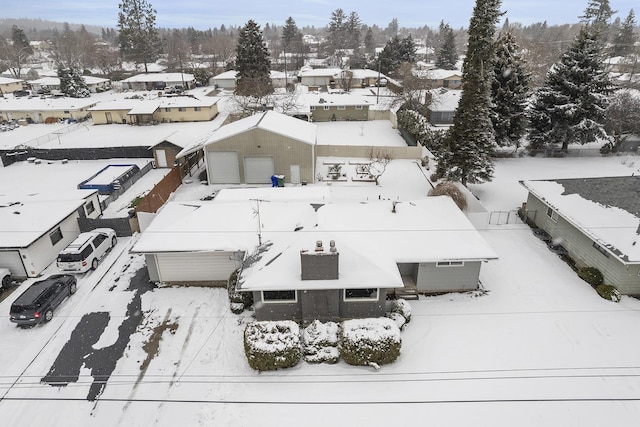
316, 120, 406, 146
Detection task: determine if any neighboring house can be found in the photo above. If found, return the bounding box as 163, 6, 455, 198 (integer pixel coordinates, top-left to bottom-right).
299, 68, 342, 87
306, 93, 371, 122
427, 89, 461, 125
178, 111, 316, 185
29, 76, 112, 93
0, 77, 25, 95
0, 190, 101, 278
120, 73, 195, 91
209, 70, 293, 90
522, 177, 640, 295
131, 194, 496, 322
414, 68, 463, 89
88, 95, 219, 125
0, 97, 97, 123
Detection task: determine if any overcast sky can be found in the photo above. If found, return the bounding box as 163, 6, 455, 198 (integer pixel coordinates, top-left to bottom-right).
4, 0, 638, 30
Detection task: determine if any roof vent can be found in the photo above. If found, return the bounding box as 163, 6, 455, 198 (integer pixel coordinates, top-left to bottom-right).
315, 240, 324, 251
329, 240, 337, 252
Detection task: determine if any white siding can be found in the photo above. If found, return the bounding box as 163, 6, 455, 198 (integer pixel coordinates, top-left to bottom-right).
0, 250, 26, 277
155, 252, 240, 282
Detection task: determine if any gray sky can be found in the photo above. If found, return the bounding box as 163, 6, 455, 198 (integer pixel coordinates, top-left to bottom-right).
4, 0, 638, 30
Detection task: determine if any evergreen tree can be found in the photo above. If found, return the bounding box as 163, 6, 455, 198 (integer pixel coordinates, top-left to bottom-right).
377, 35, 416, 76
235, 20, 273, 98
58, 67, 89, 98
580, 0, 616, 42
117, 0, 162, 73
326, 8, 347, 54
491, 32, 530, 147
282, 17, 306, 77
612, 9, 637, 56
435, 23, 458, 70
364, 28, 375, 54
346, 12, 362, 50
527, 26, 615, 150
436, 0, 502, 186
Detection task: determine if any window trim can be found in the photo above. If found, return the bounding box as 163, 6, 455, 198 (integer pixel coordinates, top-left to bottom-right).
355, 105, 363, 110
337, 105, 346, 110
323, 105, 330, 110
262, 290, 297, 304
165, 108, 171, 112
310, 106, 316, 111
49, 227, 63, 246
343, 288, 379, 301
84, 200, 95, 215
194, 107, 201, 112
592, 242, 610, 258
436, 261, 465, 267
546, 206, 559, 222
178, 107, 186, 112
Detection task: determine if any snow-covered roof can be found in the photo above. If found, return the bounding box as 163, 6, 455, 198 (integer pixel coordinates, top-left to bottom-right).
315, 120, 406, 147
414, 68, 462, 80
211, 70, 238, 80
429, 89, 462, 111
127, 100, 160, 115
299, 67, 342, 78
304, 92, 372, 107
522, 177, 640, 263
29, 76, 110, 86
0, 96, 97, 111
0, 195, 87, 248
132, 196, 497, 265
89, 95, 218, 113
178, 111, 316, 158
0, 77, 24, 85
120, 73, 195, 83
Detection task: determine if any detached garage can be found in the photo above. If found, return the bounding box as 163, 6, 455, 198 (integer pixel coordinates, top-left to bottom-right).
152, 251, 242, 282
180, 111, 317, 185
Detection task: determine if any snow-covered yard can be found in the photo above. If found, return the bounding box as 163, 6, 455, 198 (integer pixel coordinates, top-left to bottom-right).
1, 153, 640, 426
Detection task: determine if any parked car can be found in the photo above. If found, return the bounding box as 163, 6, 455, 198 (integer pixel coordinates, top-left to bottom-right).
9, 274, 77, 325
56, 228, 117, 273
13, 89, 30, 97
0, 268, 10, 289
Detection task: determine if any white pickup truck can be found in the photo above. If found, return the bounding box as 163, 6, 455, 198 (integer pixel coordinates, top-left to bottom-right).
0, 268, 10, 289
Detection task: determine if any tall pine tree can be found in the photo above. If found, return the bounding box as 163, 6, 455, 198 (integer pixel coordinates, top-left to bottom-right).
117, 0, 161, 73
491, 32, 530, 148
435, 23, 458, 70
612, 9, 637, 56
235, 20, 273, 98
528, 26, 615, 150
436, 0, 502, 186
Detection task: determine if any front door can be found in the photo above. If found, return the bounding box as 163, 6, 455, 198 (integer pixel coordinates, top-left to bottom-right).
290, 164, 301, 184
156, 149, 168, 168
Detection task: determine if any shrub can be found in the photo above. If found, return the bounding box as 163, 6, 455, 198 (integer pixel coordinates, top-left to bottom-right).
430, 172, 442, 182
385, 312, 406, 329
578, 267, 604, 287
428, 181, 468, 210
390, 299, 412, 324
596, 284, 621, 302
303, 320, 340, 364
227, 269, 253, 310
244, 321, 301, 371
340, 318, 401, 367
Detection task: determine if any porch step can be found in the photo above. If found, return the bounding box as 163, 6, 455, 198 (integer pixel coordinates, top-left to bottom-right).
393, 287, 420, 300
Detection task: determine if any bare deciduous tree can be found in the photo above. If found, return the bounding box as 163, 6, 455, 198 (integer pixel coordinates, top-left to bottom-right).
366, 147, 393, 185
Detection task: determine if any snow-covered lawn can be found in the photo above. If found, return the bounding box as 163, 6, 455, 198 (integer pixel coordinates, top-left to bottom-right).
1, 153, 640, 426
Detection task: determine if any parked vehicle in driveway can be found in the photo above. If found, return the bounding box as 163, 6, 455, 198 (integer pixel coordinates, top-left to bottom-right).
0, 268, 10, 289
56, 228, 117, 273
9, 274, 77, 325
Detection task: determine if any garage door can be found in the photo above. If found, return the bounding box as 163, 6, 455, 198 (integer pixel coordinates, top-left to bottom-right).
244, 156, 274, 184
155, 252, 241, 282
207, 151, 240, 184
0, 250, 27, 277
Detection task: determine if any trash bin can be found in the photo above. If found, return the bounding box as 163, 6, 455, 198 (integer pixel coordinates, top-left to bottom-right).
276, 175, 285, 187
271, 175, 278, 187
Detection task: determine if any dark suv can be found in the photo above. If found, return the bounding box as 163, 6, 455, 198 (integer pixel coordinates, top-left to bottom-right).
9, 275, 77, 326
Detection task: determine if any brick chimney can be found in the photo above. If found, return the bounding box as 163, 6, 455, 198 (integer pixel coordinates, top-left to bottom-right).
300, 240, 339, 280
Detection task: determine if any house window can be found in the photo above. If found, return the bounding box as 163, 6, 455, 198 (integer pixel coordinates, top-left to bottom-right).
178, 107, 186, 112
592, 242, 610, 258
355, 105, 363, 110
546, 206, 558, 222
436, 261, 465, 267
262, 290, 297, 303
64, 110, 70, 114
310, 106, 316, 111
49, 227, 63, 246
84, 200, 95, 215
165, 108, 171, 112
323, 106, 330, 110
337, 106, 346, 110
344, 288, 378, 301
194, 107, 201, 111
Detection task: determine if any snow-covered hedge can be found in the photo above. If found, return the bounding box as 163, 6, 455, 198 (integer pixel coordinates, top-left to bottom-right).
303, 320, 340, 364
596, 284, 621, 302
340, 318, 401, 367
244, 321, 301, 371
386, 298, 412, 329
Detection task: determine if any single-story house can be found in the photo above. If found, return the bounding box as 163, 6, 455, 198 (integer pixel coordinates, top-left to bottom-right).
427, 89, 461, 125
88, 95, 219, 125
299, 68, 342, 87
120, 73, 195, 91
178, 111, 316, 185
0, 97, 98, 123
305, 93, 372, 122
414, 68, 463, 89
209, 70, 294, 90
522, 177, 640, 295
0, 189, 101, 278
29, 76, 112, 93
131, 194, 497, 321
0, 77, 25, 95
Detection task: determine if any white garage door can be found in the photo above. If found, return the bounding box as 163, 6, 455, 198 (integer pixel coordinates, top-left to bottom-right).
208, 151, 240, 184
0, 250, 27, 277
244, 156, 274, 184
155, 252, 241, 282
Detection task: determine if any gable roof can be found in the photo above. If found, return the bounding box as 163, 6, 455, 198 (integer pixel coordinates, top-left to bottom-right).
521, 176, 640, 263
177, 111, 316, 158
